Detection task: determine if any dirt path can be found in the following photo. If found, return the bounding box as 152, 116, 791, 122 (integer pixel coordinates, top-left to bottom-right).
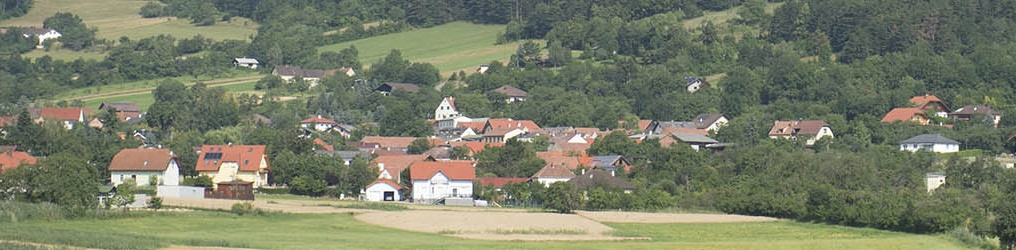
575, 211, 780, 223
65, 75, 262, 102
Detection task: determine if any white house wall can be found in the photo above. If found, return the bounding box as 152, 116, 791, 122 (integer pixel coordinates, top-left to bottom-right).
365, 183, 400, 201
412, 172, 472, 201
111, 171, 163, 187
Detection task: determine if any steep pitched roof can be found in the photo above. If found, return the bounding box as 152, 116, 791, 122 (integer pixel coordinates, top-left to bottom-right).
532, 164, 577, 179
769, 120, 830, 136
313, 138, 334, 152
881, 108, 928, 123
536, 153, 581, 170
367, 178, 402, 190
493, 85, 528, 97
568, 169, 634, 190
195, 145, 268, 172
910, 94, 949, 111
900, 134, 960, 145
693, 114, 725, 129
477, 177, 529, 188
108, 148, 176, 172
409, 161, 475, 181
0, 150, 36, 172
36, 107, 92, 121
458, 121, 487, 132
301, 116, 338, 124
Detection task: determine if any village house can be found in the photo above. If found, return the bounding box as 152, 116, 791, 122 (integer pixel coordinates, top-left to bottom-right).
910, 94, 950, 117
300, 115, 339, 132
768, 120, 834, 146
881, 108, 931, 125
232, 58, 259, 69
949, 105, 1002, 127
0, 147, 36, 172
646, 114, 728, 135
22, 28, 61, 48
374, 154, 434, 183
32, 107, 92, 129
532, 163, 577, 187
435, 96, 461, 120
588, 155, 632, 173
409, 160, 475, 203
271, 65, 337, 87
685, 77, 710, 93
374, 82, 421, 96
899, 134, 960, 153
492, 85, 528, 103
108, 148, 180, 187
98, 102, 143, 123
364, 178, 402, 202
195, 145, 270, 189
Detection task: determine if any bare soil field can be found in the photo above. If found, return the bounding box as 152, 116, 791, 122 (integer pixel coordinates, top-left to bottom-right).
355, 210, 645, 241
576, 211, 780, 224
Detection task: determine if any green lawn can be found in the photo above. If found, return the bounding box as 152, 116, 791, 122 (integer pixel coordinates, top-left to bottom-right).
78, 80, 258, 111
319, 22, 517, 74
0, 210, 970, 250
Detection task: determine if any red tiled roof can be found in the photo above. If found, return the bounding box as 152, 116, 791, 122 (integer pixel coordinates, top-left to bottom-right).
448, 141, 504, 154
536, 154, 581, 170
360, 136, 419, 149
0, 116, 15, 127
532, 164, 576, 179
409, 161, 475, 181
195, 145, 268, 172
314, 138, 334, 151
0, 151, 36, 172
768, 120, 830, 136
373, 154, 431, 178
485, 119, 541, 132
881, 108, 928, 124
38, 107, 92, 121
458, 121, 486, 132
548, 143, 590, 157
477, 177, 528, 188
483, 127, 520, 137
373, 150, 407, 156
108, 148, 176, 171
367, 178, 402, 190
301, 116, 337, 124
909, 94, 950, 112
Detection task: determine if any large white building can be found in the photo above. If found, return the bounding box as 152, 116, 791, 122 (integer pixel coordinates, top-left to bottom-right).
409, 160, 474, 202
108, 148, 180, 187
899, 134, 960, 153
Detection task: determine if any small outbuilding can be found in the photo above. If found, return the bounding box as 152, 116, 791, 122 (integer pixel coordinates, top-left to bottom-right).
365, 179, 402, 202
899, 134, 960, 153
233, 58, 259, 69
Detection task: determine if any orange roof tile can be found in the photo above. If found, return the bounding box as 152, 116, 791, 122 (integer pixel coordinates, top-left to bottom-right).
301, 116, 337, 124
314, 138, 334, 151
367, 178, 402, 190
769, 120, 830, 136
881, 108, 928, 124
373, 154, 431, 178
0, 151, 36, 172
910, 95, 942, 106
409, 161, 475, 180
38, 107, 92, 121
458, 121, 486, 132
360, 136, 420, 149
549, 143, 590, 157
536, 155, 582, 170
195, 145, 268, 172
485, 119, 541, 132
532, 164, 576, 179
109, 148, 176, 172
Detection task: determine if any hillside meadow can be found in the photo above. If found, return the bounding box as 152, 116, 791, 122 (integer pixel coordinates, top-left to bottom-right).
319, 22, 518, 74
0, 210, 971, 250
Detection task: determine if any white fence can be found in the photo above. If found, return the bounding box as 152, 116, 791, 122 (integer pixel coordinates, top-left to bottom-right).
157, 185, 205, 199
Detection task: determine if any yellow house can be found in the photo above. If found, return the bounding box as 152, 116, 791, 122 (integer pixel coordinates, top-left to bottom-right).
195, 145, 269, 189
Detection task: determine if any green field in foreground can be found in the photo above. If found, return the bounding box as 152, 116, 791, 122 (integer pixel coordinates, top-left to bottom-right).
0, 210, 969, 250
319, 22, 518, 74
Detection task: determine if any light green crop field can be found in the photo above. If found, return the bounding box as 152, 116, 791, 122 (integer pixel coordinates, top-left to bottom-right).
0, 210, 969, 250
319, 22, 520, 74
78, 80, 258, 111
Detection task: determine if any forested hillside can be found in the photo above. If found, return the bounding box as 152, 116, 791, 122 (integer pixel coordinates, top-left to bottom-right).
4, 0, 1016, 248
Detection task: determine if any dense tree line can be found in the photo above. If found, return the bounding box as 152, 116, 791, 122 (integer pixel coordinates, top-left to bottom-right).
0, 0, 31, 20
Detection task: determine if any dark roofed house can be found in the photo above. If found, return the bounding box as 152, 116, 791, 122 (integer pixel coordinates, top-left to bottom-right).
588, 155, 632, 173
899, 134, 960, 153
568, 169, 635, 193
685, 77, 711, 93
492, 85, 528, 103
949, 105, 1002, 128
375, 82, 421, 95
99, 102, 142, 122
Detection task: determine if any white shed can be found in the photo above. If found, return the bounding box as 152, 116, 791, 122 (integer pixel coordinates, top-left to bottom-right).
365, 179, 402, 202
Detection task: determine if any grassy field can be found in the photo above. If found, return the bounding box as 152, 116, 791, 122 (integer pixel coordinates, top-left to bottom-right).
78, 80, 258, 111
21, 49, 106, 61
0, 210, 971, 250
319, 22, 517, 74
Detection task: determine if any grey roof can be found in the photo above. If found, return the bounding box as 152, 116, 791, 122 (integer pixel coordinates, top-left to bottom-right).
590, 155, 624, 168
950, 105, 1000, 116
900, 134, 960, 145
672, 133, 719, 144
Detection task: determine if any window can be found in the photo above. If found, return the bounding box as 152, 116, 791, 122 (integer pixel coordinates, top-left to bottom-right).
244, 160, 249, 165
131, 175, 136, 180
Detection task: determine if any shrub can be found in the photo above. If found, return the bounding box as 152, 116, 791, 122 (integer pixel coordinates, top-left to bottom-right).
230, 202, 256, 216
147, 197, 163, 210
